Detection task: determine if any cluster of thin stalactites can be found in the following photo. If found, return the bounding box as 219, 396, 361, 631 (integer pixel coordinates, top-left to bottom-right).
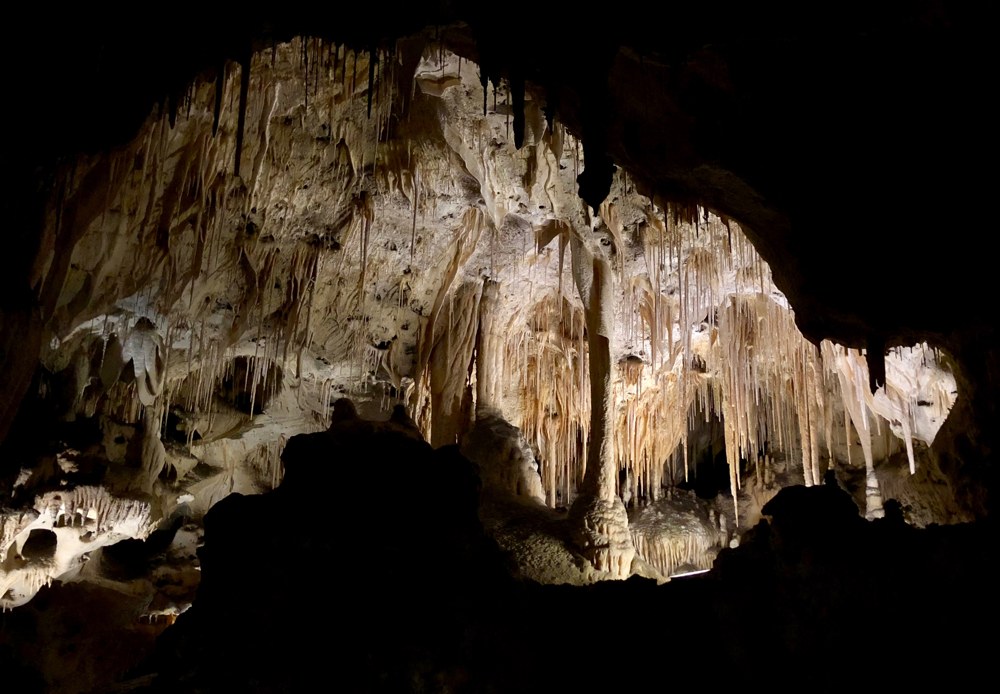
36, 36, 956, 528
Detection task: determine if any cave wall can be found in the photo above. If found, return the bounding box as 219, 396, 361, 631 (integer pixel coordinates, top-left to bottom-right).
0, 0, 995, 593
0, 5, 997, 690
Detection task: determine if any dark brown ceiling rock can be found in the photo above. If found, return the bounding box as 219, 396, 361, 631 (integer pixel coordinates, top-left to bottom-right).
6, 4, 995, 339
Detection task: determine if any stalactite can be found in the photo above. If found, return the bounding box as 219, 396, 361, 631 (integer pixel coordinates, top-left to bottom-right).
234, 52, 251, 178
213, 61, 225, 136
367, 48, 376, 119
826, 343, 884, 519
505, 81, 511, 144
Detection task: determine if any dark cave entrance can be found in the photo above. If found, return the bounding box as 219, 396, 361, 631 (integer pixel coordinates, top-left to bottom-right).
20, 529, 57, 562
679, 404, 733, 500
217, 356, 283, 415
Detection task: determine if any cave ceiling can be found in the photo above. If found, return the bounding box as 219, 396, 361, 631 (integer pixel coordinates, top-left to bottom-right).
8, 3, 997, 347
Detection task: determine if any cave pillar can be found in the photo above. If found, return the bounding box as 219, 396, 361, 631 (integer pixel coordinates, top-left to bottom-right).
792, 346, 827, 488
474, 278, 500, 417
568, 240, 634, 579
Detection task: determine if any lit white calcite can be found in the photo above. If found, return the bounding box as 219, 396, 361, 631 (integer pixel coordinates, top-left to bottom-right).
1, 487, 154, 609
461, 412, 545, 503
629, 493, 725, 578
21, 33, 965, 593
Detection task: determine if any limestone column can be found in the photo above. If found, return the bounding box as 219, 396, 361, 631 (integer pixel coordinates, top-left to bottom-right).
474, 278, 500, 417
567, 230, 635, 578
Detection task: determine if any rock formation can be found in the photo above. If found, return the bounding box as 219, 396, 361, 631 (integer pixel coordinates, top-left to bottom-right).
0, 4, 997, 691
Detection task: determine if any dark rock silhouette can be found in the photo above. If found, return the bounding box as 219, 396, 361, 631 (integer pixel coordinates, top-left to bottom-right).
132, 425, 996, 693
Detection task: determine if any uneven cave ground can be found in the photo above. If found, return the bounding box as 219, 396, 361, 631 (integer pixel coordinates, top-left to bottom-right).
0, 385, 990, 693
97, 408, 996, 694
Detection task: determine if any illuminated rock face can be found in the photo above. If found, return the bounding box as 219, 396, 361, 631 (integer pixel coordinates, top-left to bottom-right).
1, 487, 153, 609
461, 413, 545, 503
0, 31, 970, 610
1, 8, 998, 693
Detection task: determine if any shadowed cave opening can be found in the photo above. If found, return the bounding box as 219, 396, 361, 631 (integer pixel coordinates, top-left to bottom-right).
679, 407, 732, 501
215, 356, 283, 415
20, 530, 57, 563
